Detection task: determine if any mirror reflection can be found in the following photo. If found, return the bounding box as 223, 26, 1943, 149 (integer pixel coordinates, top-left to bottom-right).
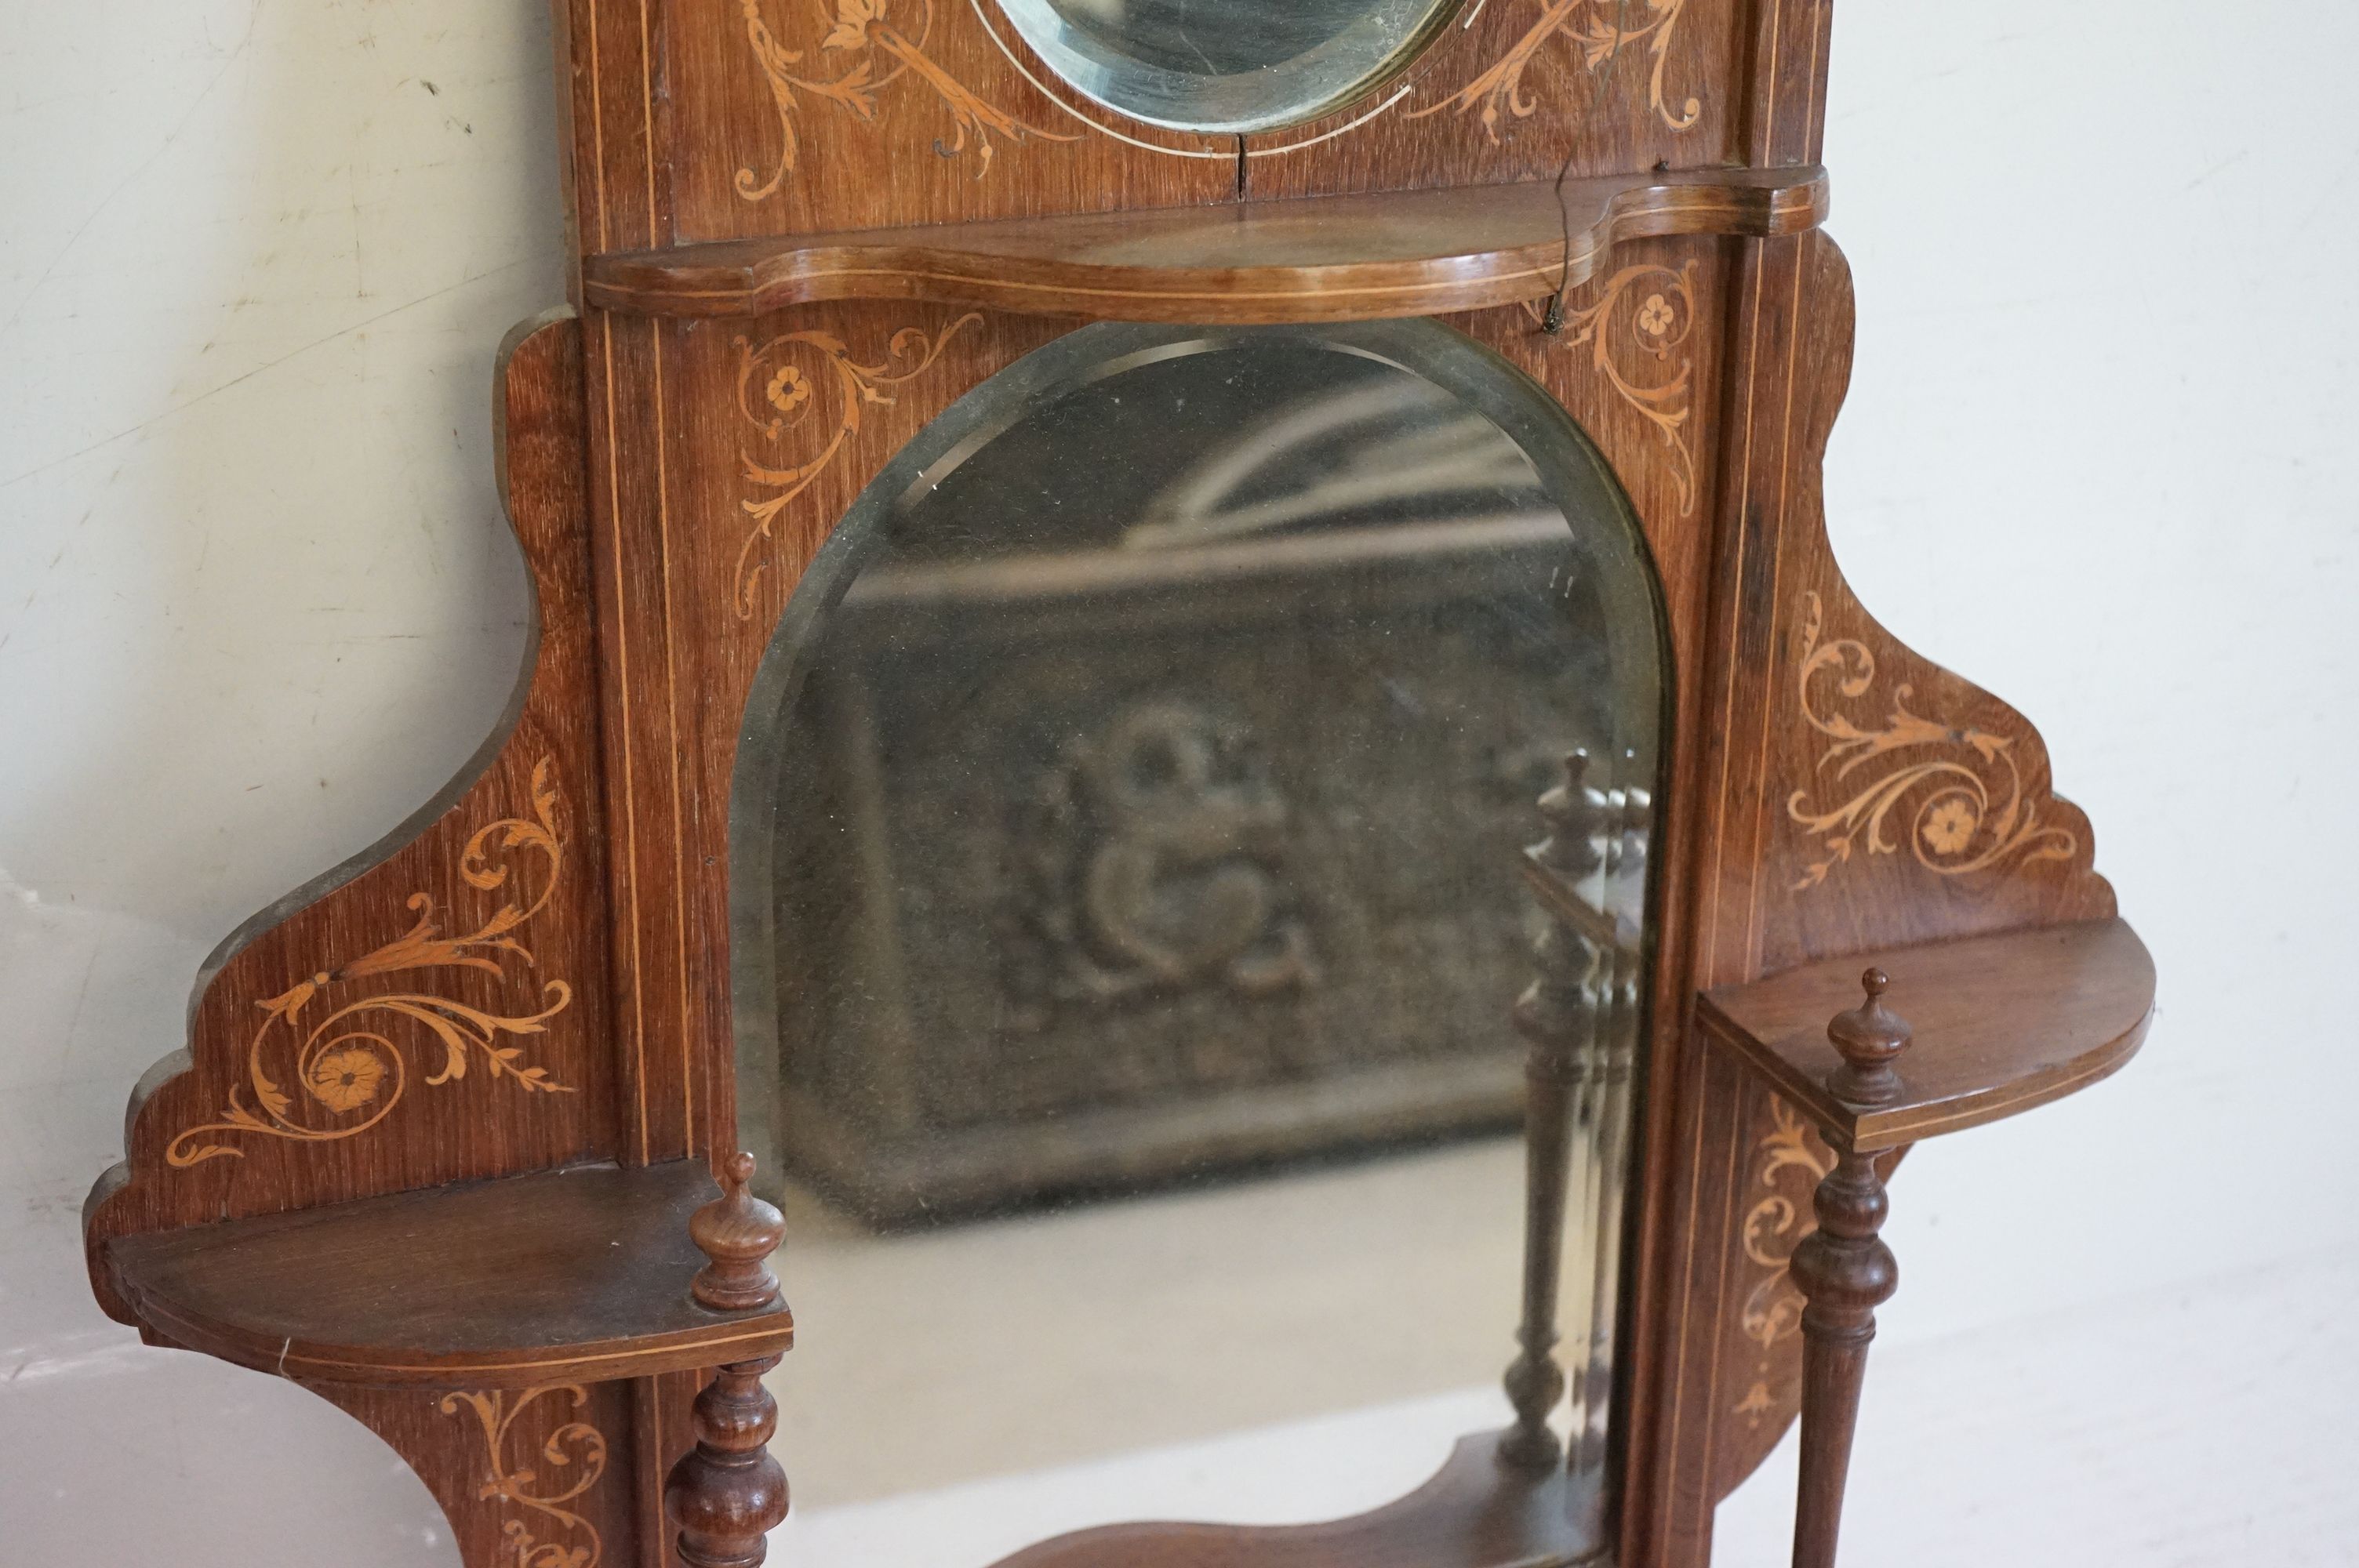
992, 0, 1457, 132
735, 325, 1662, 1566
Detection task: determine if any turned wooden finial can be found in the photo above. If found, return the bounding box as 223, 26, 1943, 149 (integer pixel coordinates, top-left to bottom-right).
1825, 968, 1911, 1106
1532, 749, 1608, 878
690, 1152, 786, 1312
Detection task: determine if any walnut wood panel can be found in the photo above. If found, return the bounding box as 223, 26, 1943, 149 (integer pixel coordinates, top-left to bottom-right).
563, 0, 1776, 254
1616, 227, 2120, 1568
1699, 919, 2154, 1152
1737, 0, 1835, 168
315, 1380, 645, 1568
82, 313, 616, 1323
104, 1160, 793, 1388
583, 167, 1825, 321
552, 0, 672, 267
1250, 0, 1747, 201
636, 1369, 707, 1568
660, 0, 1234, 245
988, 1430, 1598, 1568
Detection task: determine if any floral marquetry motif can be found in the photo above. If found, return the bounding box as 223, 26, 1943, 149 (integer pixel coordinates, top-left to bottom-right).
732, 312, 984, 615
164, 757, 577, 1167
441, 1385, 611, 1568
1410, 0, 1703, 140
1733, 1094, 1834, 1425
724, 0, 1712, 214
1526, 259, 1701, 517
734, 0, 1076, 202
1785, 590, 2081, 891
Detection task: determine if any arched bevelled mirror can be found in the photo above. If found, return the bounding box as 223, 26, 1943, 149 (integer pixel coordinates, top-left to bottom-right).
732, 321, 1665, 1565
989, 0, 1460, 133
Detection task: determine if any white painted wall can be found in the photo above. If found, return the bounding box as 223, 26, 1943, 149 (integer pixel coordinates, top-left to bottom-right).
2, 3, 2351, 1564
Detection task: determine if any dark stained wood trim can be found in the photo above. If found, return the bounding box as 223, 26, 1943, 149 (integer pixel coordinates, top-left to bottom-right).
583, 169, 1827, 322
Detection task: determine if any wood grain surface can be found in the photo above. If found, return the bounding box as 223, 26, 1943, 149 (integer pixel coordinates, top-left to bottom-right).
630, 0, 1762, 246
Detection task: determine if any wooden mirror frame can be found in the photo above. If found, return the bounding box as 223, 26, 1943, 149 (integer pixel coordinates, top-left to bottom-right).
82, 4, 2154, 1566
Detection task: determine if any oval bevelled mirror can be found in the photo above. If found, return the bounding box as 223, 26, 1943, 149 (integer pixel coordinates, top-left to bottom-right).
732, 321, 1664, 1566
990, 0, 1459, 133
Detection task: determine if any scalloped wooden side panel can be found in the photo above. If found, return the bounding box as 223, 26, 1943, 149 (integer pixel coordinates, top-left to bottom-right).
85, 314, 617, 1323
1620, 229, 2117, 1568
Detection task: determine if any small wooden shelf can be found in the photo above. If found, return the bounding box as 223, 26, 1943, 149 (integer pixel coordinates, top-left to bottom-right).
104, 1160, 793, 1388
1696, 918, 2155, 1152
582, 166, 1828, 324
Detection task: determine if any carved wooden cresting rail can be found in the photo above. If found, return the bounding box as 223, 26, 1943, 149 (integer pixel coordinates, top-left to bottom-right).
81, 2, 2153, 1566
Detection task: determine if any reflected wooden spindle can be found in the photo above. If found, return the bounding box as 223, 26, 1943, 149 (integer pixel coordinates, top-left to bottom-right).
1532, 749, 1607, 882
1787, 973, 1912, 1568
1499, 750, 1607, 1469
667, 1153, 791, 1567
1565, 775, 1652, 1479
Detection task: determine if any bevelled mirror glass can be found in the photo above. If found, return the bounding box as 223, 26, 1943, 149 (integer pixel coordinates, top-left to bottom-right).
733, 321, 1664, 1566
990, 0, 1459, 133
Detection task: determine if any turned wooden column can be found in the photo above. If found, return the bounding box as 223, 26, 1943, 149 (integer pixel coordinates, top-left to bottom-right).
1499, 751, 1607, 1468
1787, 972, 1910, 1568
667, 1154, 792, 1568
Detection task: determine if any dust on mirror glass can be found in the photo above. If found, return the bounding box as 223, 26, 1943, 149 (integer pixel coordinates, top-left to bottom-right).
734, 325, 1661, 1566
990, 0, 1458, 133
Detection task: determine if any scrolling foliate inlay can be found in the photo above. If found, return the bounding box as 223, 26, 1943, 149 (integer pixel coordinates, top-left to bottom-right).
440, 1385, 609, 1568
165, 759, 576, 1167
735, 0, 1074, 201
1732, 1095, 1832, 1425
1410, 0, 1700, 140
1528, 259, 1699, 517
732, 311, 982, 616
731, 0, 1704, 201
1786, 592, 2079, 891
